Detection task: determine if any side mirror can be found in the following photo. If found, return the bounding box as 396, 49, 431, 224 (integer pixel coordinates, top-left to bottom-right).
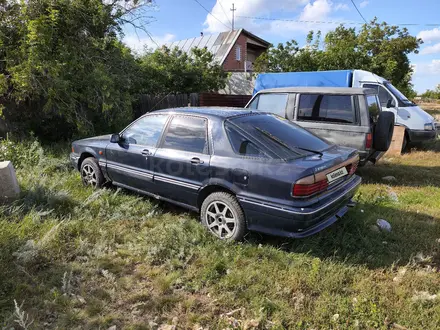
110, 133, 120, 143
386, 99, 395, 108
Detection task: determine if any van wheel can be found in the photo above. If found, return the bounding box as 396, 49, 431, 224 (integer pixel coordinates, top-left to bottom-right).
80, 158, 105, 189
373, 112, 395, 152
201, 192, 247, 241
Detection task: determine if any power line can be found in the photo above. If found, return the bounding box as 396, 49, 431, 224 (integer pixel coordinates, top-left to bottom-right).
350, 0, 368, 24
192, 0, 230, 30
236, 15, 440, 27
218, 0, 232, 28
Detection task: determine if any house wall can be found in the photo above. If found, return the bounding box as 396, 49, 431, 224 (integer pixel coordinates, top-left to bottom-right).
222, 33, 247, 72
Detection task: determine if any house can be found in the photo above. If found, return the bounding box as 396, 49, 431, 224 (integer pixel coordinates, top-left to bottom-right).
164, 28, 270, 77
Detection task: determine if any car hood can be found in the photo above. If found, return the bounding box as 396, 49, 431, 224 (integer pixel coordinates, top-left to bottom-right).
398, 106, 435, 130
74, 134, 112, 146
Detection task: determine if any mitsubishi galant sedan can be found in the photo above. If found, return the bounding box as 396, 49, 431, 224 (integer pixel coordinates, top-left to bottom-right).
70, 108, 361, 240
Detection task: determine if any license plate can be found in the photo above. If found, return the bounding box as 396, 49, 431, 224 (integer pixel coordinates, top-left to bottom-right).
326, 167, 348, 183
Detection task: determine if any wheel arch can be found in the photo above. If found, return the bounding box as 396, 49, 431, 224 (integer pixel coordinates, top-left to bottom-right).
78, 151, 95, 170
197, 184, 238, 210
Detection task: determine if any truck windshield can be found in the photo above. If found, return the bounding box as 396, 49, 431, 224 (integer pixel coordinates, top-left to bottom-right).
385, 83, 415, 106
227, 114, 331, 160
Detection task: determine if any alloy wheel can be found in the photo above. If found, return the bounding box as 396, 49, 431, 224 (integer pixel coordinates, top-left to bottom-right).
81, 164, 97, 187
205, 201, 237, 239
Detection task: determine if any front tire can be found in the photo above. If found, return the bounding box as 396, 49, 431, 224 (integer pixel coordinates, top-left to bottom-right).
80, 158, 105, 189
201, 192, 247, 241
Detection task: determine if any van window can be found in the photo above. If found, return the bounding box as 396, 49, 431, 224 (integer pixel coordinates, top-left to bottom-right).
297, 94, 355, 124
363, 84, 394, 107
251, 94, 288, 117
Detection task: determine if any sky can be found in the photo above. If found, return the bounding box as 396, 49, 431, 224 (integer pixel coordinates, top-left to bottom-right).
123, 0, 440, 94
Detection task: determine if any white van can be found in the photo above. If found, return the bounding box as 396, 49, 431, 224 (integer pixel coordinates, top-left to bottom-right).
253, 70, 438, 148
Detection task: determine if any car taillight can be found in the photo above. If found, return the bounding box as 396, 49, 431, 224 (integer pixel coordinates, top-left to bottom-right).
72, 146, 75, 153
346, 160, 359, 175
293, 179, 328, 197
365, 133, 372, 149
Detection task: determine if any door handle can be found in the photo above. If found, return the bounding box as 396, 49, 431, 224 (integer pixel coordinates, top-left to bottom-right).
141, 149, 152, 157
190, 157, 204, 165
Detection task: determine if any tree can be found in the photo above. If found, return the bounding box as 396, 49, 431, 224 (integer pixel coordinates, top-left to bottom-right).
0, 0, 153, 139
254, 18, 422, 96
421, 85, 440, 99
139, 46, 228, 95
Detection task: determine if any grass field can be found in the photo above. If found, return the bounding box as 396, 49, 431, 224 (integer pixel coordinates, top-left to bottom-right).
1, 117, 440, 329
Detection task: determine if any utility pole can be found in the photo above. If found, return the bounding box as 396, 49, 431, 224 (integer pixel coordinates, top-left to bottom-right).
230, 3, 236, 30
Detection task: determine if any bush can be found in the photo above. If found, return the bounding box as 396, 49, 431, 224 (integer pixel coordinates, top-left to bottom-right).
0, 138, 44, 169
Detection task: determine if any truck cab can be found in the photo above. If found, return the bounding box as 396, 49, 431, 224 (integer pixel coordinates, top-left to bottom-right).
246, 87, 394, 166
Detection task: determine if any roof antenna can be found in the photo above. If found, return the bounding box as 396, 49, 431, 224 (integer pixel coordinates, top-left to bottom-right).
230, 3, 236, 30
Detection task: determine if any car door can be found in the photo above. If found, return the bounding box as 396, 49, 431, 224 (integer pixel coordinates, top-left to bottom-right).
105, 114, 169, 193
293, 93, 367, 151
362, 83, 398, 123
152, 115, 211, 207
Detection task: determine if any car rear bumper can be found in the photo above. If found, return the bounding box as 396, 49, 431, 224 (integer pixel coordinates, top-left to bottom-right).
408, 129, 437, 142
239, 175, 361, 238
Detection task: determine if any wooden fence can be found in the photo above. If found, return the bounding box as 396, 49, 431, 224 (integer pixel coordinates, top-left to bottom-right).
135, 93, 252, 118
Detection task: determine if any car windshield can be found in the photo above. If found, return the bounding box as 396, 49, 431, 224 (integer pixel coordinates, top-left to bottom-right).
227, 114, 331, 160
385, 82, 415, 106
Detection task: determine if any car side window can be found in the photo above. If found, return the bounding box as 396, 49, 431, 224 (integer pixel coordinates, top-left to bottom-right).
297, 94, 355, 124
364, 84, 394, 107
122, 115, 168, 146
254, 93, 288, 117
225, 123, 268, 158
162, 116, 208, 154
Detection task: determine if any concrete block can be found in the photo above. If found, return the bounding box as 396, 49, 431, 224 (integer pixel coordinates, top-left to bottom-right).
0, 161, 20, 202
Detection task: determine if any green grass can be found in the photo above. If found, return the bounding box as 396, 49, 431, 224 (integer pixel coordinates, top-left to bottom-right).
1, 138, 440, 329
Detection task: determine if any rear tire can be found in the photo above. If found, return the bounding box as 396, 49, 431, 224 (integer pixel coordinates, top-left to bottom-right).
201, 192, 247, 241
373, 112, 395, 152
80, 158, 105, 189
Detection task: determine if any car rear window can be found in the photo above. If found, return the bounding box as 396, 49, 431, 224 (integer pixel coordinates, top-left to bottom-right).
227, 114, 331, 160
298, 94, 355, 124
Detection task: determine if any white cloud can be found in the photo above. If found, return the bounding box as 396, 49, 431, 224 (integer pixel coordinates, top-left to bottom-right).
203, 0, 350, 35
420, 42, 440, 55
359, 1, 369, 8
123, 33, 175, 54
413, 60, 440, 75
417, 27, 440, 44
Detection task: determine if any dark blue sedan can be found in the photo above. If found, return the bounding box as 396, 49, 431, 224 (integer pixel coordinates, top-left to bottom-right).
70, 108, 361, 240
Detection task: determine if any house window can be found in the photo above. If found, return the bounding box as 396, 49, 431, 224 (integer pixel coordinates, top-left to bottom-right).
235, 45, 241, 61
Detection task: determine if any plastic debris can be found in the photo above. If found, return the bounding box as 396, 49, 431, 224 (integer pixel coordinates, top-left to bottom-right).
377, 219, 392, 232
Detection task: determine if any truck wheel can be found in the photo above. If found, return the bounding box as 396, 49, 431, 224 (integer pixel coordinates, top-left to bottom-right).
373, 112, 395, 152
201, 192, 247, 241
80, 158, 105, 189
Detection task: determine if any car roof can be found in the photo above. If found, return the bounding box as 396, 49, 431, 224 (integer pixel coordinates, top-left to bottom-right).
153, 107, 256, 119
256, 87, 376, 95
